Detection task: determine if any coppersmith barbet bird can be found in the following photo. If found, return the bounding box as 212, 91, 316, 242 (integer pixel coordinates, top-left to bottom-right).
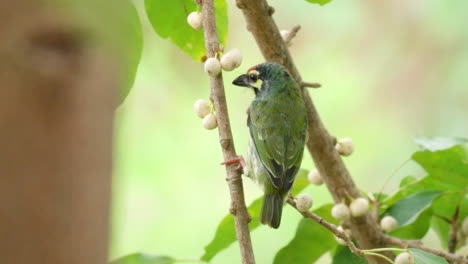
232, 62, 308, 228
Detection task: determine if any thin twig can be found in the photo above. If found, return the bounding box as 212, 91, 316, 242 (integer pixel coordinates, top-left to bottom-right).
383, 235, 468, 264
363, 248, 407, 253
283, 24, 301, 43
433, 213, 452, 224
301, 81, 322, 88
448, 206, 460, 253
287, 196, 363, 257
364, 252, 394, 264
201, 1, 255, 263
371, 196, 380, 222
235, 0, 390, 263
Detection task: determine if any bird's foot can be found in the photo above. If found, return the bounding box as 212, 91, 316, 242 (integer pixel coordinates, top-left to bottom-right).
221, 155, 246, 172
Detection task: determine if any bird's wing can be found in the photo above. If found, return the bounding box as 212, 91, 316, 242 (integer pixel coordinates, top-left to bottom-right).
248, 100, 307, 191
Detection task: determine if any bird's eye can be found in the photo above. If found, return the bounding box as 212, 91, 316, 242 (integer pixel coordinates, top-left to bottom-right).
249, 73, 258, 82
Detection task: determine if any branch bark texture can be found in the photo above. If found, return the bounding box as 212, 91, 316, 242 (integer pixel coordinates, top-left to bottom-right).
201, 1, 255, 263
235, 0, 389, 263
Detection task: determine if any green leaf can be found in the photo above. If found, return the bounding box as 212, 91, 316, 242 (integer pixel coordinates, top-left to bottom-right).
431, 216, 450, 249
145, 0, 228, 61
409, 248, 448, 264
274, 204, 337, 264
399, 176, 417, 188
432, 192, 468, 218
59, 0, 143, 103
201, 169, 309, 262
381, 177, 442, 212
415, 136, 468, 151
118, 2, 143, 102
110, 253, 175, 264
332, 246, 367, 264
382, 140, 468, 223
305, 0, 334, 6
387, 190, 441, 239
430, 192, 468, 249
412, 145, 468, 192
387, 190, 442, 226
389, 209, 432, 239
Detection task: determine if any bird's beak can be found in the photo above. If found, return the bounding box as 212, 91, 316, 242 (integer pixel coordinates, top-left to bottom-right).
232, 74, 250, 87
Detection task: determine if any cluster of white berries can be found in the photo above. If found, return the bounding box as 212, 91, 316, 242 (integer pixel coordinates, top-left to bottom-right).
187, 11, 243, 77
330, 198, 370, 244
204, 48, 243, 77
331, 197, 369, 221
194, 99, 217, 130
335, 137, 355, 156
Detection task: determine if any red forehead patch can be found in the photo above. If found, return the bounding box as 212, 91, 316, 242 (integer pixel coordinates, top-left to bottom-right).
247, 65, 257, 73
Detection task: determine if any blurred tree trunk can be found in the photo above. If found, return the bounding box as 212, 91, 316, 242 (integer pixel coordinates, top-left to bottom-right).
0, 0, 118, 263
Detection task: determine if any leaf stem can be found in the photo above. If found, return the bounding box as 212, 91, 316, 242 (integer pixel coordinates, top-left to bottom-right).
362, 248, 408, 253
377, 157, 411, 202
363, 252, 394, 264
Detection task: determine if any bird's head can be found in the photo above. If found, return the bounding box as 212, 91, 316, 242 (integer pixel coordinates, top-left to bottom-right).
232, 62, 298, 96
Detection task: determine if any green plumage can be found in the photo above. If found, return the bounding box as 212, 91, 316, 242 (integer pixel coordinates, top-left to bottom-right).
233, 62, 308, 228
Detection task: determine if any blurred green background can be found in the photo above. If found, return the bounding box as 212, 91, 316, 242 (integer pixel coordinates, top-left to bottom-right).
110, 0, 468, 263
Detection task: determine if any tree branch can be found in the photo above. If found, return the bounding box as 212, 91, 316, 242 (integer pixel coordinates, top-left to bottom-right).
448, 206, 460, 253
301, 81, 322, 88
288, 196, 468, 264
383, 235, 468, 264
287, 196, 363, 257
283, 24, 301, 44
201, 1, 255, 263
236, 0, 390, 263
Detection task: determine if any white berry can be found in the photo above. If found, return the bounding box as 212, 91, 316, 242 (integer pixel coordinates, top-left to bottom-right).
337, 225, 352, 237
335, 235, 346, 245
204, 58, 221, 77
350, 198, 369, 217
331, 203, 350, 221
334, 227, 347, 245
194, 99, 211, 118
220, 48, 243, 71
462, 217, 468, 236
202, 113, 217, 130
394, 252, 414, 264
380, 216, 398, 232
307, 169, 323, 185
187, 12, 203, 30
335, 137, 355, 156
457, 231, 466, 247
296, 194, 313, 212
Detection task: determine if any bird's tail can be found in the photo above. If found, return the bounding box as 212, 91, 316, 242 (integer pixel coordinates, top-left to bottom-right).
260, 192, 285, 229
